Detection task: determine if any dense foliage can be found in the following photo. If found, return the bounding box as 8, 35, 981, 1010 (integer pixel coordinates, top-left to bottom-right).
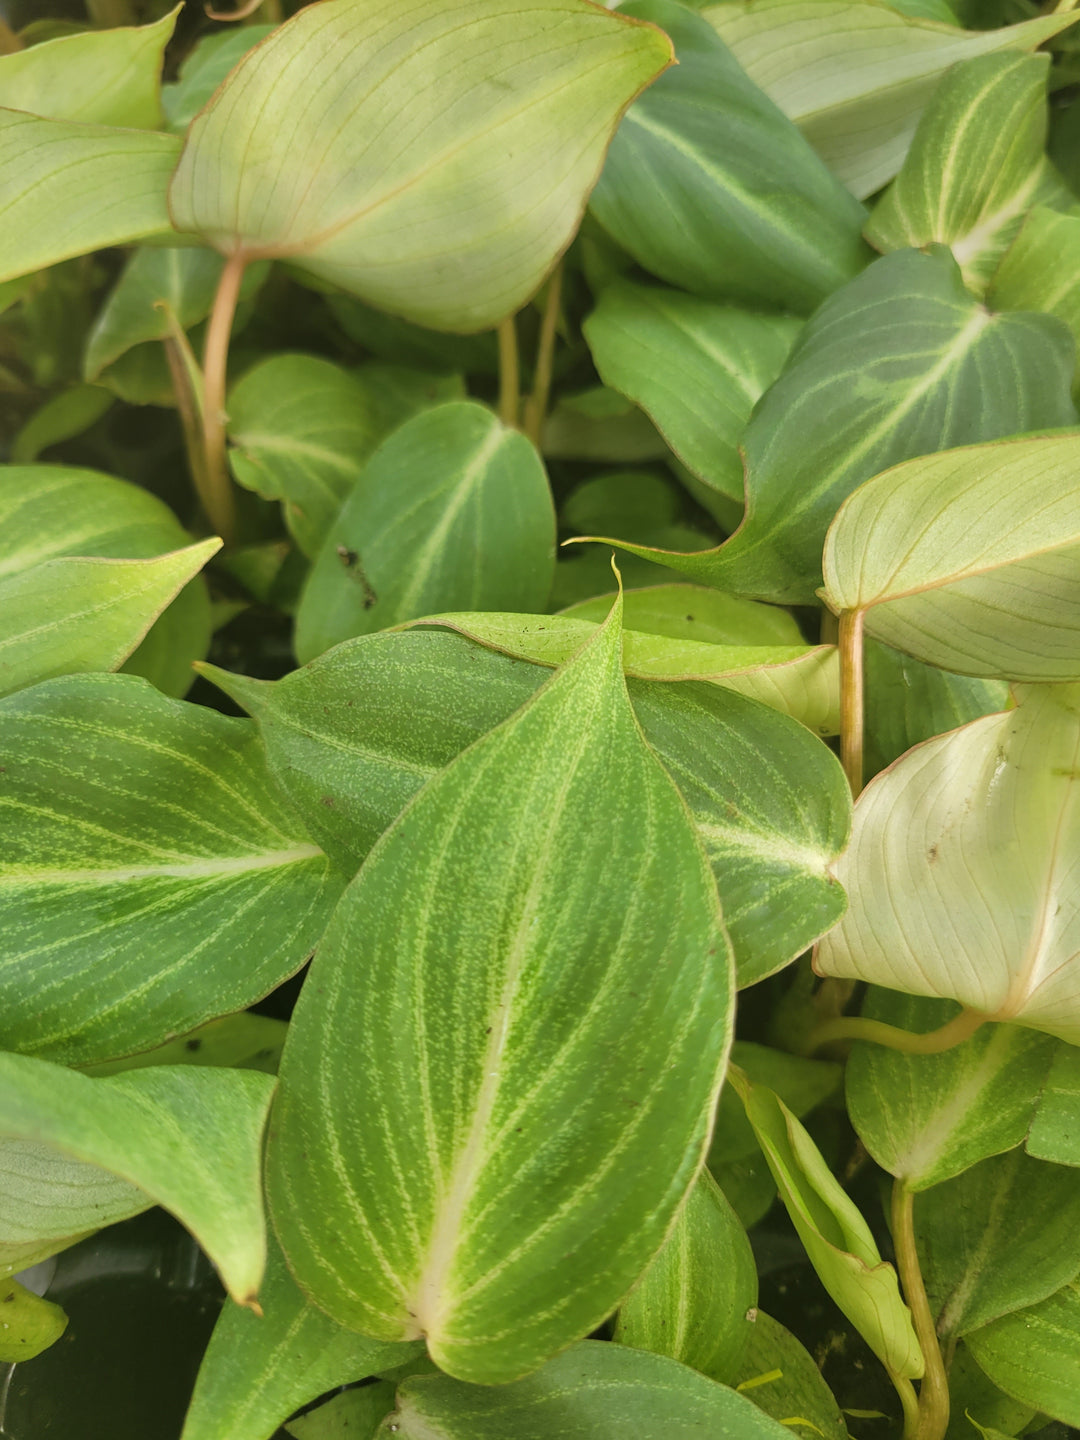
2, 0, 1080, 1437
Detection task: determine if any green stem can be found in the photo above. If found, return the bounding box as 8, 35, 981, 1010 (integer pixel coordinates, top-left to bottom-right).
839, 607, 866, 799
163, 335, 210, 519
807, 1007, 986, 1057
497, 314, 520, 429
200, 252, 247, 544
889, 1370, 922, 1440
892, 1182, 950, 1440
523, 261, 563, 446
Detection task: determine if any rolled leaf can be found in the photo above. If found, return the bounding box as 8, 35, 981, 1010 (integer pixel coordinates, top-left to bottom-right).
168, 0, 671, 331
815, 685, 1080, 1042
267, 599, 734, 1382
822, 433, 1080, 680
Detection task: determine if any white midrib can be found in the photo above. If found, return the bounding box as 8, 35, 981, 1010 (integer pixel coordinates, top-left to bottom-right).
950, 166, 1043, 268
696, 820, 831, 874
2, 843, 323, 886
897, 1026, 1014, 1181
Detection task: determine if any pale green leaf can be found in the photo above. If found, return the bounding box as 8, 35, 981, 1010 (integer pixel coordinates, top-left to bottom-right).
0, 672, 343, 1065
966, 1283, 1080, 1427
562, 583, 805, 646
0, 111, 179, 284
815, 685, 1080, 1043
583, 280, 801, 511
0, 8, 177, 127
294, 403, 555, 661
204, 624, 850, 989
181, 1237, 420, 1440
731, 1311, 848, 1440
1027, 1044, 1080, 1167
0, 1278, 67, 1363
704, 0, 1080, 199
600, 247, 1078, 605
286, 1386, 397, 1440
0, 537, 220, 699
0, 1052, 274, 1304
866, 53, 1052, 292
169, 0, 670, 331
732, 1073, 924, 1379
380, 1341, 793, 1438
989, 206, 1080, 392
614, 1169, 757, 1383
845, 991, 1056, 1191
266, 600, 734, 1382
917, 1149, 1080, 1337
709, 1041, 841, 1167
161, 25, 274, 134
822, 433, 1080, 680
589, 0, 868, 313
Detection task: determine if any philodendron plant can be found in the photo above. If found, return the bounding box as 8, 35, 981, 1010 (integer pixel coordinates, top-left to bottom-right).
4, 0, 1080, 1437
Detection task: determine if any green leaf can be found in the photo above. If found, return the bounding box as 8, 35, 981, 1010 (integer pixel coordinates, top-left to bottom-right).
916, 1148, 1080, 1337
204, 623, 850, 988
866, 54, 1052, 292
602, 247, 1078, 605
816, 685, 1080, 1042
542, 384, 668, 463
731, 1072, 924, 1379
561, 471, 682, 540
266, 600, 734, 1381
10, 383, 113, 463
988, 207, 1080, 394
0, 7, 177, 127
845, 991, 1056, 1191
285, 1385, 397, 1440
709, 1041, 842, 1166
0, 1278, 67, 1363
945, 1343, 1036, 1440
169, 0, 670, 331
0, 1052, 274, 1304
161, 25, 274, 134
0, 537, 220, 699
731, 1310, 848, 1440
1028, 1044, 1080, 1167
380, 1341, 794, 1438
120, 576, 214, 701
822, 433, 1080, 680
0, 111, 179, 284
590, 0, 868, 314
863, 639, 1009, 779
416, 610, 840, 736
294, 402, 555, 661
711, 1152, 776, 1231
83, 1012, 289, 1078
704, 0, 1080, 199
561, 583, 807, 646
582, 280, 801, 512
614, 1169, 758, 1383
966, 1283, 1080, 1427
0, 672, 343, 1065
84, 247, 268, 381
181, 1237, 420, 1440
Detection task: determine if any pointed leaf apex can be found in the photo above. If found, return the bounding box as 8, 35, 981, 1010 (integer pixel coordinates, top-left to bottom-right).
193, 662, 271, 719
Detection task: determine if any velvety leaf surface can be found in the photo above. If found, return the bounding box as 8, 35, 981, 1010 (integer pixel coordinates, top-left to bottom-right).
866, 53, 1052, 291
588, 0, 868, 314
845, 991, 1056, 1191
816, 686, 1080, 1042
0, 8, 176, 127
583, 280, 800, 511
1027, 1043, 1080, 1167
823, 434, 1080, 680
0, 672, 342, 1065
267, 602, 734, 1382
0, 1053, 273, 1304
614, 1169, 757, 1383
988, 206, 1080, 395
294, 403, 555, 661
704, 0, 1080, 198
181, 1237, 420, 1440
380, 1341, 793, 1438
966, 1283, 1080, 1427
0, 111, 179, 284
169, 0, 670, 330
731, 1310, 848, 1440
0, 1278, 67, 1363
603, 247, 1078, 604
917, 1148, 1080, 1338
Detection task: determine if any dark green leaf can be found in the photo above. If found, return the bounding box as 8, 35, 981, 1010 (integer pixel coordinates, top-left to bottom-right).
731, 1310, 848, 1440
966, 1283, 1080, 1427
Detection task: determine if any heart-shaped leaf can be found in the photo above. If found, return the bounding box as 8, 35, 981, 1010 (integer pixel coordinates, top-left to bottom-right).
267, 599, 734, 1382
0, 1053, 273, 1304
181, 1236, 420, 1440
704, 0, 1080, 199
588, 0, 868, 314
168, 0, 671, 331
0, 672, 342, 1065
295, 402, 556, 661
822, 433, 1080, 680
815, 684, 1080, 1042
